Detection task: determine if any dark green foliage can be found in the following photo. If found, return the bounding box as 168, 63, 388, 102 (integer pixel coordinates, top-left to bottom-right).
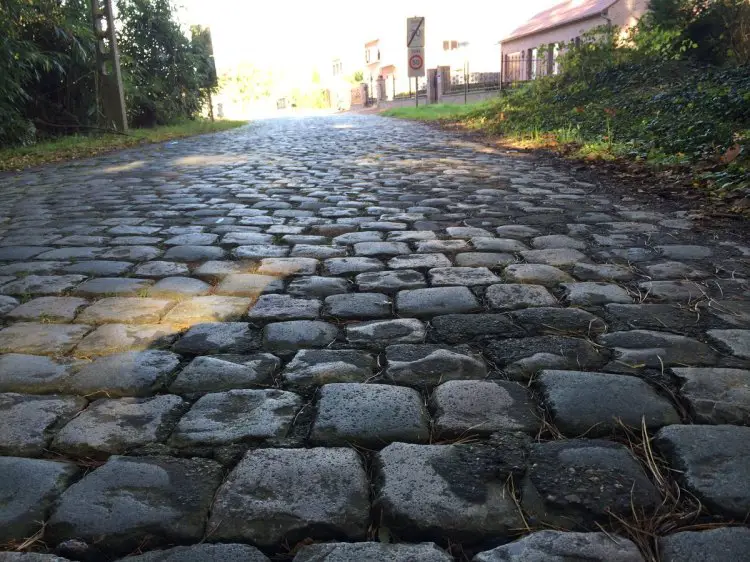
116, 0, 202, 127
0, 0, 218, 146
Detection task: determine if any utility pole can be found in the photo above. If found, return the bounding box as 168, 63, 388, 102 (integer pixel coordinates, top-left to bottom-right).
91, 0, 128, 132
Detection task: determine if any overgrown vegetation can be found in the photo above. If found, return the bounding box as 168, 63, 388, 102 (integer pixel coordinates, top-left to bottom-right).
0, 0, 219, 147
386, 0, 750, 206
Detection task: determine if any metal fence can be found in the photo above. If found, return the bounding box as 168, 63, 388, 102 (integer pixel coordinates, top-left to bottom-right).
446, 72, 501, 94
393, 77, 427, 100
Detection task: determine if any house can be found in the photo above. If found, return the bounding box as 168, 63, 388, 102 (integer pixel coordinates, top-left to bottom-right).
500, 0, 650, 82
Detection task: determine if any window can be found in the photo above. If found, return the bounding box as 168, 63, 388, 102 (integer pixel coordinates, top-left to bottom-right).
365, 49, 370, 63
333, 59, 343, 76
531, 47, 538, 79
443, 40, 459, 51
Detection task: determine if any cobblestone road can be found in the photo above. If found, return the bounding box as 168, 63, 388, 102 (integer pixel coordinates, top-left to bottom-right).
1, 115, 749, 562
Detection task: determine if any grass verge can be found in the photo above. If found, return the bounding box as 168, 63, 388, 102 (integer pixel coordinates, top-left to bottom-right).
0, 119, 247, 172
382, 102, 492, 122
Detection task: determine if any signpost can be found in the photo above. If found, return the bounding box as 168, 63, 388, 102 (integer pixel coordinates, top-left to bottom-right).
406, 17, 425, 107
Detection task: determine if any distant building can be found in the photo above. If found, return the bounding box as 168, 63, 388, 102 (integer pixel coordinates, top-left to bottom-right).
500, 0, 649, 82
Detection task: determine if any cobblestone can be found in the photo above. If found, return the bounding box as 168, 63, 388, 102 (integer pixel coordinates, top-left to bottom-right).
0, 114, 747, 559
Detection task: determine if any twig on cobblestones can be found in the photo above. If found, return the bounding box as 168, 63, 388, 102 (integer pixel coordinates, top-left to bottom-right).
608, 417, 705, 562
506, 474, 532, 533
1, 524, 45, 552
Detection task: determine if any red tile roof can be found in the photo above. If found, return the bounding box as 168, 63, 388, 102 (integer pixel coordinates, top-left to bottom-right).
503, 0, 618, 42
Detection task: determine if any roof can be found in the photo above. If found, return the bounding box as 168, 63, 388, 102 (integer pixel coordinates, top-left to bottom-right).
502, 0, 617, 42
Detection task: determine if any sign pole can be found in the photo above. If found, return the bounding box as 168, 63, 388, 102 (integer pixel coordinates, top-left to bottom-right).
407, 17, 425, 109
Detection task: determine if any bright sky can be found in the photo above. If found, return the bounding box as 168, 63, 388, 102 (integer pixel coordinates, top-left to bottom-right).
179, 0, 559, 72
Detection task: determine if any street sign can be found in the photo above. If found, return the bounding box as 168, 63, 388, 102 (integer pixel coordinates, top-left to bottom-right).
408, 47, 425, 77
406, 17, 425, 48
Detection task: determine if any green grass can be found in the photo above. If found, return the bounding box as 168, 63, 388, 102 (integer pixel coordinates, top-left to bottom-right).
0, 119, 247, 172
381, 101, 492, 121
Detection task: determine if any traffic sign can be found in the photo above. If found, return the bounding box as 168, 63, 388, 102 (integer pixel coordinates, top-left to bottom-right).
406, 17, 425, 48
408, 47, 425, 77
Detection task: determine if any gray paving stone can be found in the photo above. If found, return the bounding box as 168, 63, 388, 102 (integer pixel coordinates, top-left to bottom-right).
446, 226, 492, 238
290, 244, 346, 258
257, 257, 318, 276
162, 296, 252, 324
100, 245, 162, 261
217, 232, 270, 245
522, 439, 659, 528
191, 260, 247, 281
659, 527, 750, 562
118, 544, 270, 562
0, 246, 54, 260
73, 277, 153, 298
656, 244, 713, 260
504, 264, 574, 286
52, 395, 186, 457
509, 307, 607, 335
605, 303, 703, 331
387, 230, 438, 242
345, 318, 426, 347
672, 367, 750, 424
76, 297, 173, 324
521, 248, 588, 266
655, 424, 750, 518
415, 239, 471, 253
474, 531, 644, 562
215, 274, 284, 296
0, 262, 68, 277
293, 543, 451, 562
388, 253, 452, 269
385, 344, 487, 387
644, 261, 709, 280
428, 266, 501, 286
35, 247, 104, 260
455, 252, 515, 268
62, 350, 180, 397
262, 320, 339, 354
0, 295, 20, 315
431, 380, 539, 437
164, 232, 219, 246
599, 330, 718, 373
324, 292, 392, 319
163, 245, 225, 261
0, 275, 86, 296
247, 294, 321, 320
281, 349, 375, 387
170, 389, 300, 448
484, 336, 608, 380
486, 283, 558, 310
287, 276, 350, 297
333, 231, 383, 245
572, 262, 635, 281
0, 322, 91, 355
172, 322, 260, 355
471, 237, 529, 252
311, 383, 429, 447
638, 280, 706, 301
707, 329, 750, 359
134, 261, 190, 278
0, 457, 79, 543
353, 241, 410, 257
150, 276, 212, 298
46, 456, 223, 554
0, 393, 86, 456
532, 235, 586, 250
322, 256, 384, 275
208, 448, 369, 546
495, 225, 541, 238
7, 296, 88, 322
74, 324, 180, 357
170, 353, 279, 394
375, 442, 523, 541
431, 313, 525, 343
355, 269, 426, 293
563, 282, 633, 305
397, 286, 480, 317
62, 260, 133, 276
0, 354, 77, 393
233, 245, 289, 259
539, 370, 680, 435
